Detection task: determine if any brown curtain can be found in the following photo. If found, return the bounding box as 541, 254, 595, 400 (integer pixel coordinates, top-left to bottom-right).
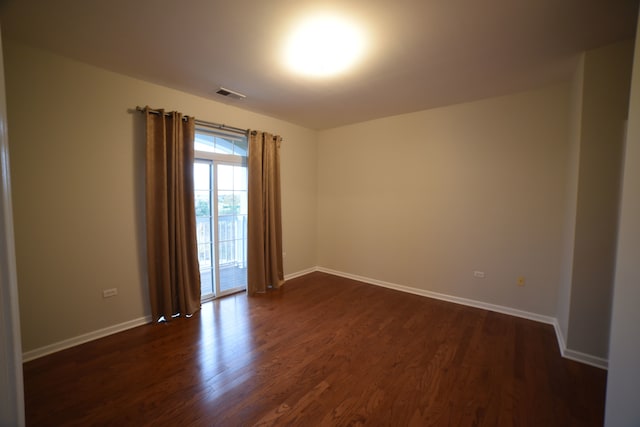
144, 107, 201, 320
247, 131, 285, 294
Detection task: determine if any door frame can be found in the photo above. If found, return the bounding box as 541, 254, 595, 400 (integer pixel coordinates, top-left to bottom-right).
0, 27, 26, 427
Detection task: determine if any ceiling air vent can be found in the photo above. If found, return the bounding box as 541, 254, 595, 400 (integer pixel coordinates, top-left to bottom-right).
216, 87, 246, 100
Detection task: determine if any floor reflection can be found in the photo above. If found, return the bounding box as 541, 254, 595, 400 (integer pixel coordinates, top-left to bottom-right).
197, 293, 256, 402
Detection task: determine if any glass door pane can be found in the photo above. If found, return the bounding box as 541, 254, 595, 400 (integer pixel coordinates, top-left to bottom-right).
194, 159, 247, 300
194, 161, 215, 299
216, 163, 247, 295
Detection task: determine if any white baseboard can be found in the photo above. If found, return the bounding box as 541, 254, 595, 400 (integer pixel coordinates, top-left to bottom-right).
21, 267, 320, 362
553, 319, 568, 358
315, 266, 608, 370
316, 267, 556, 324
552, 320, 608, 369
22, 315, 152, 362
284, 267, 318, 281
20, 267, 319, 362
562, 348, 608, 370
22, 267, 609, 370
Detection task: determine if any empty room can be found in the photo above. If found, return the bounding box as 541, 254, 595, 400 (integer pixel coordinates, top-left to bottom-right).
1, 1, 639, 426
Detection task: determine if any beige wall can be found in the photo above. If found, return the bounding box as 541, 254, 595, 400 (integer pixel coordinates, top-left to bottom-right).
317, 84, 571, 316
566, 40, 633, 359
605, 12, 640, 426
4, 41, 317, 352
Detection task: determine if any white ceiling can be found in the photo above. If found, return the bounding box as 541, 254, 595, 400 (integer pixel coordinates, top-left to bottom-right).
1, 0, 637, 129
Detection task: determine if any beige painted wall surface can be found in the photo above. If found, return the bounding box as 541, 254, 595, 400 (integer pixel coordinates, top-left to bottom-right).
4, 41, 317, 352
605, 12, 640, 427
567, 40, 634, 358
317, 84, 570, 316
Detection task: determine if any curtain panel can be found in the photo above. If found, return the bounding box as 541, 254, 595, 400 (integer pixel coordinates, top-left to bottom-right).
247, 131, 285, 294
144, 107, 201, 320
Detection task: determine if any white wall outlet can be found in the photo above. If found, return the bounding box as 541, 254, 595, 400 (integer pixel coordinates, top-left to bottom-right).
473, 271, 485, 278
102, 288, 118, 298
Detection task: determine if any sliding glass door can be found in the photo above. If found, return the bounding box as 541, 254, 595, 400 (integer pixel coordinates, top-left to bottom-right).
194, 129, 248, 300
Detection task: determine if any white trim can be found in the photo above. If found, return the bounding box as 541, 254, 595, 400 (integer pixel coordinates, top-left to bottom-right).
21, 267, 609, 370
284, 267, 318, 281
22, 316, 152, 362
316, 267, 556, 324
0, 27, 25, 426
315, 267, 608, 370
553, 319, 568, 357
20, 266, 320, 362
552, 319, 608, 369
563, 348, 609, 370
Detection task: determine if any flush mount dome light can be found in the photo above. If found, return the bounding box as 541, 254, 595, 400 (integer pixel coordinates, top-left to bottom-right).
284, 13, 366, 77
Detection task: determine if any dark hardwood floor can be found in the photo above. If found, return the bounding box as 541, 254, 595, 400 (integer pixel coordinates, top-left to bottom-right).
23, 272, 606, 426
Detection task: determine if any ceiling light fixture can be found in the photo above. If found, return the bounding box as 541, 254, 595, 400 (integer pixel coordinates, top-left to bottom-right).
284, 13, 366, 78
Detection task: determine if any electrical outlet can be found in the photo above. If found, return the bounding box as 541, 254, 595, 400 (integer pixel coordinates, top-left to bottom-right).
473, 271, 485, 278
517, 277, 526, 287
103, 288, 118, 298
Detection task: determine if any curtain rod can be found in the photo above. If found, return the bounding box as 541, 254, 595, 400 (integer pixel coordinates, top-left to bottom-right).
135, 106, 248, 135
